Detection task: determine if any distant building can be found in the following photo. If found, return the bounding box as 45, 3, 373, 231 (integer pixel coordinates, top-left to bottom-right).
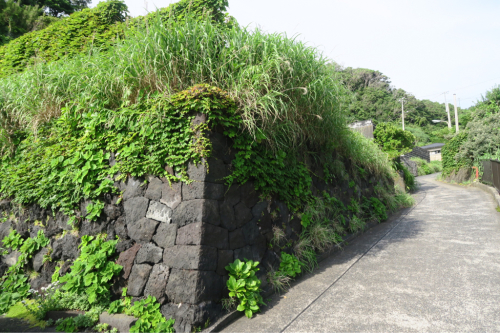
403, 143, 445, 162
348, 120, 373, 139
420, 143, 445, 161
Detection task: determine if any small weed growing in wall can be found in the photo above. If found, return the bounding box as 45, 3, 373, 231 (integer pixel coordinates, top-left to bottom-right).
225, 259, 265, 318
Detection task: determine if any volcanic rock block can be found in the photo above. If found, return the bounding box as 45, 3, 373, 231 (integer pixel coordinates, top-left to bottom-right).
51, 234, 80, 261
165, 269, 223, 304
146, 201, 172, 223
135, 243, 163, 264
124, 197, 149, 225
152, 223, 177, 249
233, 201, 252, 228
143, 263, 169, 304
182, 182, 224, 201
219, 201, 236, 231
216, 249, 234, 276
161, 182, 182, 210
116, 243, 141, 279
163, 245, 217, 271
33, 248, 49, 272
145, 177, 163, 201
187, 158, 226, 184
172, 199, 220, 227
122, 177, 146, 200
176, 222, 228, 249
127, 264, 153, 297
127, 218, 158, 244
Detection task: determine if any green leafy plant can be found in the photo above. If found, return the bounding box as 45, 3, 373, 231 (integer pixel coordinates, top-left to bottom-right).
55, 234, 122, 304
2, 229, 24, 250
278, 253, 301, 278
125, 296, 174, 333
374, 122, 416, 159
370, 197, 387, 222
225, 259, 264, 318
55, 317, 78, 333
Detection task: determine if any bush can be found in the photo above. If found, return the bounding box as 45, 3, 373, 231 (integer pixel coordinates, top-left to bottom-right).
0, 1, 128, 78
374, 123, 416, 159
442, 132, 471, 177
410, 157, 442, 176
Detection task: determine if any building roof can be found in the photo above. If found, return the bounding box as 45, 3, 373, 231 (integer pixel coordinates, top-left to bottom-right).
420, 143, 445, 150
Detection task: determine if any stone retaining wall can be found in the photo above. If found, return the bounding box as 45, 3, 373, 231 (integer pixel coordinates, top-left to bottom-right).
0, 132, 392, 332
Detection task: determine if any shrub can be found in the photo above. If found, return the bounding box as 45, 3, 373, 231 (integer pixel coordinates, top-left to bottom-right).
374, 123, 416, 159
442, 132, 471, 177
0, 1, 128, 78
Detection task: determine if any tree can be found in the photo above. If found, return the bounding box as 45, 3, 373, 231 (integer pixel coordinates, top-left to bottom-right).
20, 0, 92, 16
373, 122, 416, 159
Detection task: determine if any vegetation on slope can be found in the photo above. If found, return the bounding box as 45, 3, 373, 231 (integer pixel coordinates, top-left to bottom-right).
0, 0, 416, 327
335, 65, 464, 146
442, 86, 500, 178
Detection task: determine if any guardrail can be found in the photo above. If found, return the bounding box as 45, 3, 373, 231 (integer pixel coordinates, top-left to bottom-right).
481, 159, 500, 193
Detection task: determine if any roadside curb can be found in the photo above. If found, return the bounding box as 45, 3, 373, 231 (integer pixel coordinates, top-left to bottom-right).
204, 204, 411, 333
471, 181, 500, 208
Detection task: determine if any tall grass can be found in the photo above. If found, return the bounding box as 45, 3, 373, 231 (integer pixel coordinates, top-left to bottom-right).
0, 14, 348, 153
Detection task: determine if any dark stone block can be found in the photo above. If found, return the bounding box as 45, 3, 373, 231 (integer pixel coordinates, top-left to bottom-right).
161, 301, 222, 333
152, 223, 177, 249
176, 222, 228, 249
80, 219, 107, 237
143, 263, 169, 304
234, 240, 265, 262
127, 264, 153, 297
163, 245, 217, 271
233, 202, 252, 228
114, 216, 128, 240
241, 182, 260, 208
116, 243, 141, 279
33, 248, 49, 272
223, 184, 241, 206
51, 235, 80, 261
122, 177, 146, 201
175, 222, 202, 246
261, 249, 280, 271
135, 243, 163, 264
54, 211, 72, 231
242, 220, 260, 245
165, 269, 223, 304
182, 182, 224, 201
116, 239, 135, 253
103, 204, 121, 222
229, 228, 245, 250
145, 177, 163, 201
127, 218, 158, 244
217, 249, 233, 276
124, 197, 149, 225
219, 201, 236, 231
0, 220, 11, 241
257, 210, 273, 233
252, 201, 267, 218
161, 182, 182, 210
209, 132, 235, 164
187, 158, 226, 184
171, 200, 220, 227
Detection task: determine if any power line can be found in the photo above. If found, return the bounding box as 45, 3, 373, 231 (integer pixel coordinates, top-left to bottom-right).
419, 76, 500, 99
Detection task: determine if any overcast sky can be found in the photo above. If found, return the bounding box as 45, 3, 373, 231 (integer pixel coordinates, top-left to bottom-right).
92, 0, 500, 108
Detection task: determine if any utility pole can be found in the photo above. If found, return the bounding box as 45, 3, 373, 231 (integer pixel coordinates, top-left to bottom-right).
442, 92, 452, 128
453, 94, 459, 133
399, 97, 406, 130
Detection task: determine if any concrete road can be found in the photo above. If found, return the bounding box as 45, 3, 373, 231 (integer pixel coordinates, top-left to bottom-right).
221, 174, 500, 332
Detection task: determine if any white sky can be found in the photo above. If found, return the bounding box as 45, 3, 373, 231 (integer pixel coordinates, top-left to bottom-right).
92, 0, 500, 108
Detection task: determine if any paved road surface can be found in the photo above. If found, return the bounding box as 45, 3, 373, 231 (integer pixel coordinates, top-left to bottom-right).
221, 174, 500, 332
